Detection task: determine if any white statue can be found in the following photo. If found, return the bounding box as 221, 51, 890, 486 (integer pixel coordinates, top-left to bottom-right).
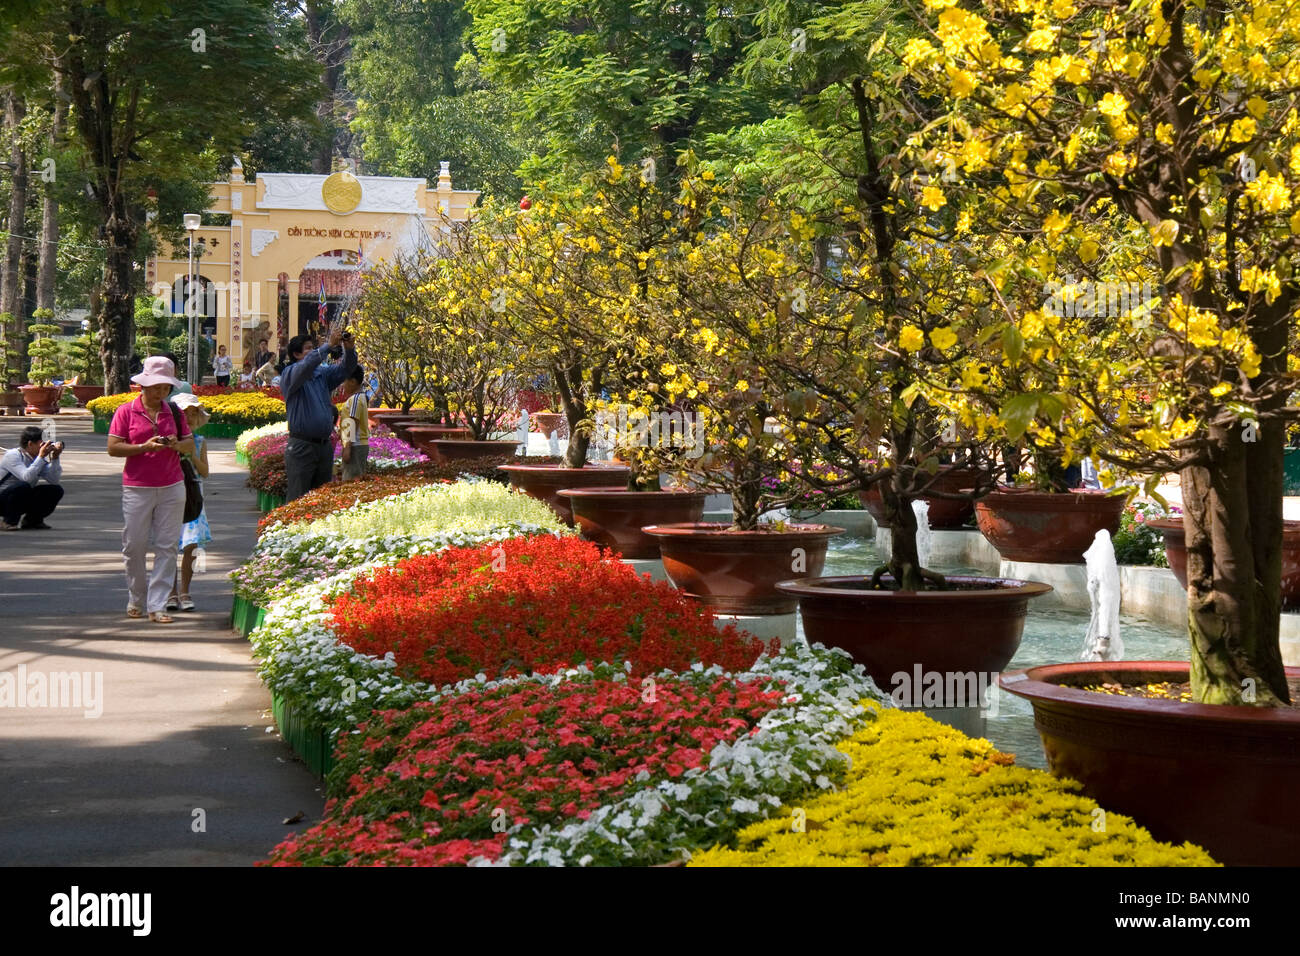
912, 499, 933, 570
1081, 529, 1124, 661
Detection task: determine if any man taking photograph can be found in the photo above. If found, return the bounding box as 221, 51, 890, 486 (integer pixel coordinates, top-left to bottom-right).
0, 426, 65, 530
279, 326, 356, 501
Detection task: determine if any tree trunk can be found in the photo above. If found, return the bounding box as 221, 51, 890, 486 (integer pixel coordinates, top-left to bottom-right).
1181, 419, 1288, 705
100, 207, 138, 394
36, 77, 65, 315
729, 442, 764, 531
881, 474, 925, 590
1, 90, 28, 380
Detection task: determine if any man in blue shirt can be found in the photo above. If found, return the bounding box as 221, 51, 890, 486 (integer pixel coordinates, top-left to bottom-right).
280, 327, 357, 501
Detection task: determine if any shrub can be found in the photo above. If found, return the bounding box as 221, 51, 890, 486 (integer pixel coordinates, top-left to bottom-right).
1112, 501, 1177, 568
688, 707, 1217, 867
328, 535, 774, 686
87, 392, 136, 418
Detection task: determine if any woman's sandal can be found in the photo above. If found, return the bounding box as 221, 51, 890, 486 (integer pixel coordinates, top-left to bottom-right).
149, 612, 174, 624
127, 606, 145, 619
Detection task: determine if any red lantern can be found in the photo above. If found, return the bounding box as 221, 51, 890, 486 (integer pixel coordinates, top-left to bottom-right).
519, 196, 532, 210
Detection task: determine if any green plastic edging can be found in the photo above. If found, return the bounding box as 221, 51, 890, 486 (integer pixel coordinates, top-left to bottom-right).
271, 692, 337, 778
92, 417, 108, 434
1286, 448, 1300, 496
256, 491, 285, 512
229, 595, 267, 638
235, 450, 248, 467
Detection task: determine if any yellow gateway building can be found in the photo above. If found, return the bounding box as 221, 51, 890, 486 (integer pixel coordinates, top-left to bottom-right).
147, 160, 480, 367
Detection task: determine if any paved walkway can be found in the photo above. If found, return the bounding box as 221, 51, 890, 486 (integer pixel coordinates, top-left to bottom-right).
0, 413, 322, 865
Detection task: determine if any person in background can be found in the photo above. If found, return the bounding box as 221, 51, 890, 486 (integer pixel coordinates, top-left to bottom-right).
238, 360, 255, 387
156, 351, 192, 397
166, 394, 211, 612
107, 356, 195, 624
213, 345, 233, 386
0, 426, 64, 530
339, 365, 369, 481
253, 338, 274, 372
280, 327, 356, 501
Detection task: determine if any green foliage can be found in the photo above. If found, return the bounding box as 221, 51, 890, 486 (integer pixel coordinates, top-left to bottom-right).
25, 316, 62, 386
168, 331, 211, 383
466, 0, 780, 186
61, 329, 102, 385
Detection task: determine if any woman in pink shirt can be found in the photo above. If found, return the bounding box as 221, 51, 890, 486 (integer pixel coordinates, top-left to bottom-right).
107, 356, 196, 623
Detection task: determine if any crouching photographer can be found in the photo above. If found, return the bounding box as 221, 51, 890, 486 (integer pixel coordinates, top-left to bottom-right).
0, 426, 65, 531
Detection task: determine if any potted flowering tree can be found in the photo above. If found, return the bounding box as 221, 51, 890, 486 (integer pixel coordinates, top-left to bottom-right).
907, 0, 1300, 864
456, 161, 713, 520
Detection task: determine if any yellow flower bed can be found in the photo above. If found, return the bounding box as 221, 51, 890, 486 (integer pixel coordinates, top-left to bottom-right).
86, 392, 135, 418
688, 707, 1217, 867
88, 391, 285, 427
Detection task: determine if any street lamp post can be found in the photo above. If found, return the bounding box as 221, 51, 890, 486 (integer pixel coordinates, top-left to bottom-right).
183, 213, 201, 382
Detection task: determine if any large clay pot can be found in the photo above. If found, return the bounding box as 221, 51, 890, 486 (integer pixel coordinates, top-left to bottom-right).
70, 384, 105, 407
19, 384, 62, 414
388, 419, 425, 443
559, 487, 708, 558
407, 425, 472, 456
642, 522, 845, 615
531, 412, 567, 436
1001, 660, 1300, 866
777, 575, 1052, 692
1149, 517, 1300, 610
857, 467, 990, 529
0, 390, 25, 415
365, 407, 400, 427
500, 463, 632, 526
423, 439, 521, 464
975, 488, 1125, 563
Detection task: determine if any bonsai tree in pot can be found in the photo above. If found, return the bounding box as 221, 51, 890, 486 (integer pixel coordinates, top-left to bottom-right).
22, 312, 65, 413
64, 324, 106, 405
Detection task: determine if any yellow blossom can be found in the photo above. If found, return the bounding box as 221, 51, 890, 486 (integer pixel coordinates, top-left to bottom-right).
900, 325, 926, 351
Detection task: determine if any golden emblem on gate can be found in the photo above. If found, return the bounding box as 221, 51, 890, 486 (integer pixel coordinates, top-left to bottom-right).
321, 171, 362, 214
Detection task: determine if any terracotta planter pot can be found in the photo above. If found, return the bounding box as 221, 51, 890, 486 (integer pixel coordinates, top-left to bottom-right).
642, 522, 845, 615
559, 487, 708, 558
857, 467, 989, 529
531, 412, 567, 436
70, 383, 105, 407
407, 425, 472, 455
19, 384, 62, 414
423, 438, 521, 464
975, 488, 1126, 563
499, 463, 632, 526
388, 420, 425, 443
1150, 517, 1300, 611
1001, 660, 1300, 865
777, 575, 1052, 690
366, 406, 400, 426
0, 390, 25, 414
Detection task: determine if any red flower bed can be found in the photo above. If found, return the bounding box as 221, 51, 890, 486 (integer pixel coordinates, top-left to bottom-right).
328, 536, 774, 686
263, 675, 783, 866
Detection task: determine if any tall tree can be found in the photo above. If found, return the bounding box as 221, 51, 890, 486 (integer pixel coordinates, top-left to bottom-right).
0, 90, 27, 372
340, 0, 533, 197
466, 0, 781, 186
13, 0, 319, 392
